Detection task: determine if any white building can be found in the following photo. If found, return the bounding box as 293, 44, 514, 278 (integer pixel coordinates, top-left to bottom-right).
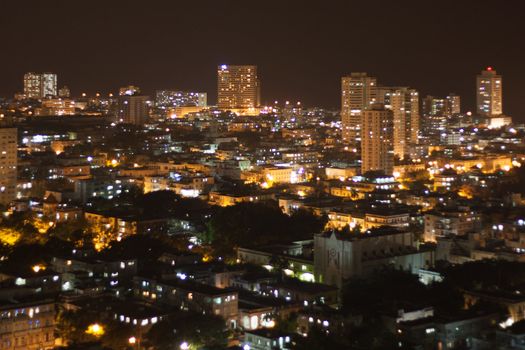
23, 72, 57, 99
314, 228, 434, 288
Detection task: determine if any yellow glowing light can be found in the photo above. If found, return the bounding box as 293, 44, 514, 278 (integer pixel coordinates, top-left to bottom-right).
297, 190, 306, 197
128, 336, 137, 344
86, 323, 105, 337
32, 265, 46, 273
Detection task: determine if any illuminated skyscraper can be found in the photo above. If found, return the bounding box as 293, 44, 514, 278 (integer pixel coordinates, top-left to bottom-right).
361, 104, 393, 175
421, 93, 460, 140
0, 127, 17, 205
389, 88, 419, 159
341, 73, 377, 142
476, 67, 502, 116
23, 72, 57, 99
117, 95, 150, 125
446, 93, 461, 115
217, 65, 260, 110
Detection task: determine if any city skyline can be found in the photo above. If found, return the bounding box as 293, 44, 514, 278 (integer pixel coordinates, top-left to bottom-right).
0, 1, 523, 118
2, 2, 525, 349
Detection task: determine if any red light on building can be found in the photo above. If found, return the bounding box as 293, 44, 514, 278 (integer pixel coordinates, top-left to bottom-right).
486, 66, 493, 71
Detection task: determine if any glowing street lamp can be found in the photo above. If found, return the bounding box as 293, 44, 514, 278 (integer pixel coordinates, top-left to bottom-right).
128, 336, 137, 345
180, 342, 190, 350
86, 323, 105, 337
32, 265, 46, 273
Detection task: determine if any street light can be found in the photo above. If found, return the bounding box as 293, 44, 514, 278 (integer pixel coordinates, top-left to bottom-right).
128, 337, 137, 345
85, 323, 104, 337
180, 342, 189, 350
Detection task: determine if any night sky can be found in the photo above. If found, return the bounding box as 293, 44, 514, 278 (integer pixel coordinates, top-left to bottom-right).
1, 0, 524, 117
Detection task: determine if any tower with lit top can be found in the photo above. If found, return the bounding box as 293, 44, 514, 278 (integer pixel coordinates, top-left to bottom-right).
476, 67, 502, 116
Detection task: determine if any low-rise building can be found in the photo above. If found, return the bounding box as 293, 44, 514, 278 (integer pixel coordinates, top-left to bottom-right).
314, 228, 434, 288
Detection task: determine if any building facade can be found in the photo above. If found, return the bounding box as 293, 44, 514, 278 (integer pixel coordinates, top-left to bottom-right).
360, 104, 394, 175
217, 65, 260, 110
341, 73, 377, 142
23, 72, 57, 99
476, 67, 502, 116
390, 88, 419, 159
117, 95, 149, 125
314, 229, 434, 288
0, 300, 56, 349
155, 90, 207, 108
0, 127, 17, 205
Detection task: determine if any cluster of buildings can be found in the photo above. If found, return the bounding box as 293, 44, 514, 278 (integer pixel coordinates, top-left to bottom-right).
0, 64, 524, 349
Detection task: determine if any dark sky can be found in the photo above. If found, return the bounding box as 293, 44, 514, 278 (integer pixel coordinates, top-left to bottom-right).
1, 0, 524, 117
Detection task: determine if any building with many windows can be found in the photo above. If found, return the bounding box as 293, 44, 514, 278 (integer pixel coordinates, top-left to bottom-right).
341, 73, 377, 142
0, 127, 17, 205
477, 67, 502, 116
0, 299, 56, 350
155, 90, 207, 108
117, 94, 150, 125
217, 65, 260, 110
360, 104, 394, 175
23, 72, 57, 99
390, 87, 419, 159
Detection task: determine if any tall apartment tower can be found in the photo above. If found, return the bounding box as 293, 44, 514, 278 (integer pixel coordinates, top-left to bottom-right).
341, 73, 377, 142
117, 95, 150, 125
421, 94, 460, 139
23, 72, 57, 99
446, 93, 461, 115
0, 127, 17, 205
476, 67, 502, 116
360, 104, 394, 175
217, 65, 260, 110
389, 88, 419, 159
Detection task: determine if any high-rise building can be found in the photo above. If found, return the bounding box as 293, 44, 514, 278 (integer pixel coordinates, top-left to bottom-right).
155, 90, 207, 108
446, 93, 461, 115
117, 95, 150, 125
389, 88, 419, 159
0, 127, 17, 205
360, 104, 394, 175
341, 73, 377, 142
23, 72, 57, 99
476, 67, 502, 116
217, 65, 260, 110
421, 94, 460, 141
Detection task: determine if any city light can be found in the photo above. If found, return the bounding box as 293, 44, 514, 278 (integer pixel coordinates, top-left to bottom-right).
85, 323, 105, 337
0, 5, 523, 350
32, 265, 45, 273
